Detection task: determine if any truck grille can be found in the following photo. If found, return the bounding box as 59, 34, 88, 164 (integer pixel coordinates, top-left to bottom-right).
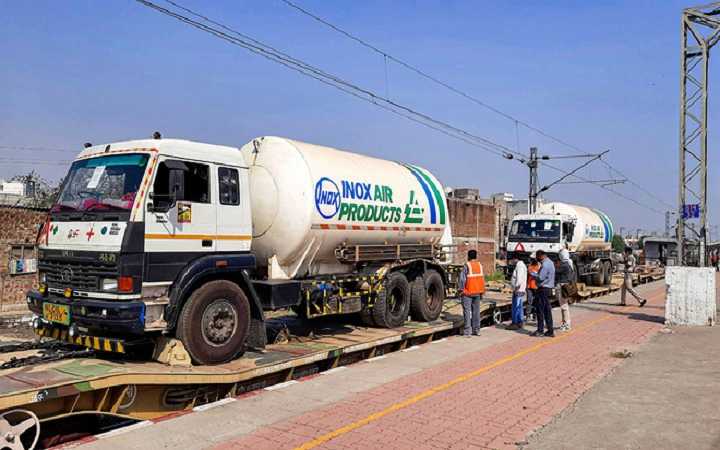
40, 259, 118, 292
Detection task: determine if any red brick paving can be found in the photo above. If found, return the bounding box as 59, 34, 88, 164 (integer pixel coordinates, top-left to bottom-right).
216, 284, 667, 450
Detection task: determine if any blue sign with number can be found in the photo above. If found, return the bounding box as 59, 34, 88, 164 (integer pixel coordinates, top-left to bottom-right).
682, 204, 700, 219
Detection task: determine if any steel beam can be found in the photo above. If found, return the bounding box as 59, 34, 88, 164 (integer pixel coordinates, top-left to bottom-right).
678, 3, 720, 266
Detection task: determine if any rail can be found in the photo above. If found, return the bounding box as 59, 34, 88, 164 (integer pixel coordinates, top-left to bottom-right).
0, 270, 664, 448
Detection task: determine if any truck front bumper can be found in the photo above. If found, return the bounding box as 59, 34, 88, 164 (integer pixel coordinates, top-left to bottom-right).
26, 290, 147, 336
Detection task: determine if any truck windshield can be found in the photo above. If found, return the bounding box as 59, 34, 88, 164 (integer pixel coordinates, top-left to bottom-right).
509, 219, 561, 242
51, 154, 149, 219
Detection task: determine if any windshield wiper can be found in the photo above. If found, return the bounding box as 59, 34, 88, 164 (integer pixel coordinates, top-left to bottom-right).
51, 204, 78, 212
84, 202, 129, 212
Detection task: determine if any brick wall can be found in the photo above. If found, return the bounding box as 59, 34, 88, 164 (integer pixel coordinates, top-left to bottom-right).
0, 206, 47, 311
447, 198, 496, 273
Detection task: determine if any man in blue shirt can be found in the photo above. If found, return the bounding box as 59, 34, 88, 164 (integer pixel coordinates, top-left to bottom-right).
530, 250, 555, 337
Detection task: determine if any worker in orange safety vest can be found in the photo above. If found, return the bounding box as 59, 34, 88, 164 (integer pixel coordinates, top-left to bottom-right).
459, 249, 486, 337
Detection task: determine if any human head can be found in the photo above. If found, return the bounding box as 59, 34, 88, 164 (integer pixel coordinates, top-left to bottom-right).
467, 249, 477, 260
536, 250, 546, 260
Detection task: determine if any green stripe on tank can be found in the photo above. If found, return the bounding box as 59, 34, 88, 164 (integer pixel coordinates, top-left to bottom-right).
595, 209, 613, 242
412, 166, 446, 225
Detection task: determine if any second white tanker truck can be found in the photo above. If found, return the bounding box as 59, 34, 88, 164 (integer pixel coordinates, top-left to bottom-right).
27, 136, 460, 364
506, 202, 616, 286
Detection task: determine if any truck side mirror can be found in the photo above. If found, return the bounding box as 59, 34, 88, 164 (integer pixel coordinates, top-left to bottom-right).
168, 168, 185, 204
148, 167, 185, 213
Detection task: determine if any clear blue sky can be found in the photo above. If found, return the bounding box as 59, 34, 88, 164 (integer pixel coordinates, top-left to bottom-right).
1, 0, 717, 235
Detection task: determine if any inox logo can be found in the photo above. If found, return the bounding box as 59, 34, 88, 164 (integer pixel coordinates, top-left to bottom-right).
314, 177, 341, 219
341, 181, 372, 200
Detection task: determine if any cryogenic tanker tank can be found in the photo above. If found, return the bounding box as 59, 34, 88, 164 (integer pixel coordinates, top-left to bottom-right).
239, 136, 448, 279
537, 202, 614, 252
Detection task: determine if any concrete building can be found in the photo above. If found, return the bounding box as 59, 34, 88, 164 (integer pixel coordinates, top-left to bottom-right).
0, 205, 47, 311
446, 188, 496, 274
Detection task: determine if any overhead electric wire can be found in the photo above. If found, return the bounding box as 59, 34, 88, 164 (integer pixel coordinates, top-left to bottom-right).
0, 158, 71, 166
0, 145, 75, 153
539, 151, 608, 193
597, 159, 674, 209
540, 160, 664, 215
138, 0, 664, 215
151, 0, 524, 160
281, 0, 673, 211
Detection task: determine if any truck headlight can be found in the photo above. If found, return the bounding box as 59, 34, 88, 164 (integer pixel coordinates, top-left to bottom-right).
101, 278, 118, 291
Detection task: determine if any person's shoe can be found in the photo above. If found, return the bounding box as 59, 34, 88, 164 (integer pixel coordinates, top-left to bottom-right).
543, 331, 555, 337
472, 330, 481, 336
639, 299, 647, 307
506, 324, 518, 330
559, 324, 568, 332
530, 331, 544, 337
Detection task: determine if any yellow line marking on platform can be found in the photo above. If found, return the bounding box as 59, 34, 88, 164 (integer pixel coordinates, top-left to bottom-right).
294, 314, 614, 450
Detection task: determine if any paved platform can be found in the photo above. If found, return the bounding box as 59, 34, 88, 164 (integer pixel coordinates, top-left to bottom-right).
72, 279, 674, 450
525, 272, 720, 450
525, 324, 720, 450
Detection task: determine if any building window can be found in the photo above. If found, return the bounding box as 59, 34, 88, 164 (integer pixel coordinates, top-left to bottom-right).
7, 244, 37, 275
218, 167, 240, 206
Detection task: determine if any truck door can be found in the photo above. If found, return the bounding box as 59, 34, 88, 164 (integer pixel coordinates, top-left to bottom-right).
145, 158, 217, 258
215, 166, 252, 252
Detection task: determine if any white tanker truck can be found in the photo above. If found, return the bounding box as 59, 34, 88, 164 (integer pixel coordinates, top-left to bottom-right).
506, 202, 615, 286
27, 136, 460, 364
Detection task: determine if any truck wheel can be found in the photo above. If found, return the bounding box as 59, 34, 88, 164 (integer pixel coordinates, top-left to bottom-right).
410, 270, 445, 322
372, 272, 411, 328
602, 261, 612, 286
591, 266, 605, 286
177, 280, 250, 365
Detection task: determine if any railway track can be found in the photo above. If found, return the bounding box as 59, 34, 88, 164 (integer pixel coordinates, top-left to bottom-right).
0, 272, 664, 449
0, 341, 95, 370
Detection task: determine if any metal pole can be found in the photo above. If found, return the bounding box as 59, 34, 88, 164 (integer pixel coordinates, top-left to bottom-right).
699, 42, 708, 266
528, 147, 538, 214
678, 14, 688, 265
678, 3, 720, 266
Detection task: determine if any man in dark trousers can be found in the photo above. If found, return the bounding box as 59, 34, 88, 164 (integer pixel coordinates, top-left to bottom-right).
458, 249, 486, 337
530, 250, 555, 337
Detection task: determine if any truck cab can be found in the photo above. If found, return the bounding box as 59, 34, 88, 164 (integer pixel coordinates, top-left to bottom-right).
505, 206, 613, 287
28, 136, 457, 365
505, 213, 576, 259
27, 138, 265, 364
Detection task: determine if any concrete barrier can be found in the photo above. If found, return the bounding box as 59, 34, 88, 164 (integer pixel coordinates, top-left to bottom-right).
665, 267, 716, 326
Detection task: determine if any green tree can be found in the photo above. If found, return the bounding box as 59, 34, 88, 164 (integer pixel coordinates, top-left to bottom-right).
611, 234, 626, 253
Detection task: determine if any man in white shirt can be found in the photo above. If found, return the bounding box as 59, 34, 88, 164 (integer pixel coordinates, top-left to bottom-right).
621, 247, 647, 307
509, 257, 527, 330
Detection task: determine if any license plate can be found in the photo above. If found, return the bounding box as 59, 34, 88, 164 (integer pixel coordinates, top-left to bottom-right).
43, 303, 70, 326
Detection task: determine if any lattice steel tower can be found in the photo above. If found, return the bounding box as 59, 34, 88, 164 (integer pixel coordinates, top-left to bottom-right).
678, 3, 720, 266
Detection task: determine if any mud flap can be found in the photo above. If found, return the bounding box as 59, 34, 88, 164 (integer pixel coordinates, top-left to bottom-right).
246, 317, 267, 349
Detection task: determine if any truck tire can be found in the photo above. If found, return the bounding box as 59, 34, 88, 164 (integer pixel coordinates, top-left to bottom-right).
602, 261, 612, 286
177, 280, 250, 365
591, 266, 605, 286
410, 270, 445, 322
372, 272, 411, 328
